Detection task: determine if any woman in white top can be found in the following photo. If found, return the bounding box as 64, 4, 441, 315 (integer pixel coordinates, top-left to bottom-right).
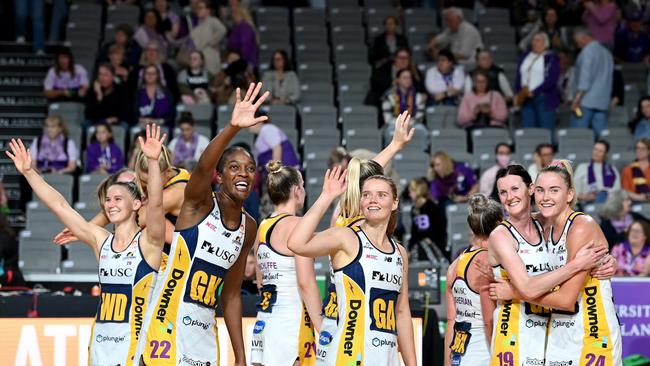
425, 49, 464, 106
261, 50, 301, 105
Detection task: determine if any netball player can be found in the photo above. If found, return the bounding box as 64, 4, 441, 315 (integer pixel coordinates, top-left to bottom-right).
288, 168, 417, 365
137, 82, 269, 366
490, 161, 622, 365
250, 160, 321, 365
6, 125, 167, 365
444, 193, 500, 366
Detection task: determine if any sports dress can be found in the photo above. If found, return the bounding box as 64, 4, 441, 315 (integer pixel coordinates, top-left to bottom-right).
250, 214, 316, 365
449, 247, 490, 365
491, 219, 551, 366
317, 215, 365, 363
545, 212, 622, 366
90, 230, 157, 366
318, 226, 404, 366
137, 198, 247, 366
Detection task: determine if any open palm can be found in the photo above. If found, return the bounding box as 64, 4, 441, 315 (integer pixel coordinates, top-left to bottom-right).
230, 82, 270, 128
391, 111, 415, 148
322, 165, 347, 199
138, 124, 167, 160
5, 139, 32, 175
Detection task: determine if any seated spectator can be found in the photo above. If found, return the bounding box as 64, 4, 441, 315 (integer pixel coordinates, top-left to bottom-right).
428, 150, 478, 204
574, 139, 620, 204
621, 138, 650, 201
528, 142, 555, 181
427, 7, 483, 62
515, 32, 561, 132
177, 50, 213, 104
43, 47, 89, 102
464, 50, 513, 103
628, 96, 650, 141
85, 123, 125, 174
30, 116, 78, 174
107, 45, 130, 85
261, 50, 301, 105
130, 41, 180, 103
479, 143, 513, 196
133, 9, 168, 58
99, 24, 142, 69
457, 70, 508, 130
154, 0, 181, 43
135, 65, 175, 128
247, 120, 300, 175
226, 6, 258, 67
582, 0, 618, 49
611, 220, 650, 276
599, 190, 649, 248
211, 49, 257, 105
518, 8, 569, 52
367, 48, 424, 107
614, 11, 650, 63
182, 0, 227, 75
425, 49, 464, 106
84, 64, 129, 127
407, 177, 447, 259
381, 69, 427, 132
168, 112, 210, 169
370, 15, 409, 69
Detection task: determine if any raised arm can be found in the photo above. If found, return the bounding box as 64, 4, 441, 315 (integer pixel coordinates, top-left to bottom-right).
373, 112, 415, 168
180, 83, 269, 221
53, 211, 110, 245
138, 124, 168, 267
6, 139, 108, 254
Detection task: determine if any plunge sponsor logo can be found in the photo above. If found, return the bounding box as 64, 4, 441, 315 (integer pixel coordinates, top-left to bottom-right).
525, 319, 548, 328
371, 337, 396, 348
95, 334, 126, 343
181, 354, 211, 366
182, 316, 210, 330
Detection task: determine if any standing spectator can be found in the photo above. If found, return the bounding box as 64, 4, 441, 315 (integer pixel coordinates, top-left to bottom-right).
408, 178, 448, 259
598, 190, 647, 248
211, 49, 256, 105
382, 69, 427, 131
133, 9, 168, 58
527, 142, 555, 181
425, 49, 464, 106
610, 220, 650, 276
99, 24, 142, 69
48, 0, 68, 43
131, 41, 180, 103
515, 32, 561, 132
84, 64, 129, 127
85, 123, 125, 174
574, 139, 621, 204
167, 112, 210, 169
570, 27, 614, 138
135, 65, 175, 128
479, 143, 513, 196
154, 0, 181, 43
518, 8, 569, 52
261, 50, 301, 105
30, 116, 78, 174
628, 96, 650, 141
464, 50, 514, 103
107, 45, 130, 85
43, 47, 89, 102
0, 212, 24, 287
187, 0, 227, 75
14, 0, 44, 53
367, 48, 423, 107
226, 6, 258, 67
370, 16, 409, 69
457, 70, 508, 131
621, 138, 650, 201
427, 7, 483, 62
558, 50, 576, 103
428, 150, 478, 204
177, 50, 213, 104
582, 0, 619, 49
614, 11, 650, 63
610, 68, 625, 107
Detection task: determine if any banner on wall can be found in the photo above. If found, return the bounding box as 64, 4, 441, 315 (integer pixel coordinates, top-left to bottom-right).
612, 278, 650, 358
0, 317, 423, 366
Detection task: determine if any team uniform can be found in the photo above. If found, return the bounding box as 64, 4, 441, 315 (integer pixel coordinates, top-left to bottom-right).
90, 230, 157, 366
159, 167, 190, 271
545, 212, 622, 366
449, 247, 490, 365
136, 198, 247, 366
317, 215, 365, 363
250, 214, 316, 365
491, 219, 551, 366
318, 226, 404, 366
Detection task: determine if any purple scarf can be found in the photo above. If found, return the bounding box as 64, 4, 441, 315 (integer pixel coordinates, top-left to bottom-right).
37, 134, 68, 171
587, 161, 616, 188
396, 87, 417, 117
630, 161, 650, 193
621, 241, 650, 276
173, 133, 199, 165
